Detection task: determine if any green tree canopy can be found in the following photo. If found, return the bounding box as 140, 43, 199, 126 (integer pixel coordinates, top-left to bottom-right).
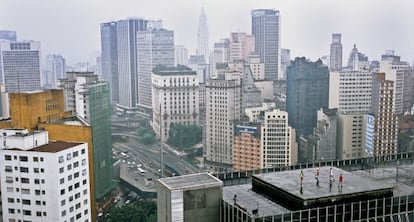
167, 124, 202, 150
108, 200, 156, 222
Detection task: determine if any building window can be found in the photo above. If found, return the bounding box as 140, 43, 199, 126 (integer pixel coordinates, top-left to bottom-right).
19, 156, 28, 162
21, 178, 29, 183
5, 155, 12, 160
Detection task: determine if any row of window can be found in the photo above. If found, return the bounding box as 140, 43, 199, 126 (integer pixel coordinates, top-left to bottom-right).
4, 155, 43, 162
58, 149, 86, 163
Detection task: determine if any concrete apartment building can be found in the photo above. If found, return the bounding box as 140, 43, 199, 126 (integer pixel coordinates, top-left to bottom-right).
232, 125, 261, 171
205, 73, 242, 167
261, 109, 297, 168
0, 129, 91, 222
151, 66, 199, 142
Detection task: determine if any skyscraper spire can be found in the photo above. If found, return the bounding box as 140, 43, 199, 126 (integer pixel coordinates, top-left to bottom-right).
197, 3, 209, 63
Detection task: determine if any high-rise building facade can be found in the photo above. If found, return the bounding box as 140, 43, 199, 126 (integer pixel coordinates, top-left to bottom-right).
0, 30, 17, 41
280, 48, 291, 80
233, 125, 261, 171
330, 33, 342, 71
0, 41, 41, 92
100, 21, 119, 103
286, 57, 329, 137
174, 45, 188, 66
261, 109, 297, 168
59, 72, 114, 199
137, 28, 174, 109
371, 73, 398, 156
379, 51, 411, 114
0, 130, 91, 222
151, 66, 199, 141
43, 54, 65, 89
229, 32, 255, 61
197, 5, 209, 64
251, 9, 280, 80
205, 74, 242, 166
116, 18, 148, 108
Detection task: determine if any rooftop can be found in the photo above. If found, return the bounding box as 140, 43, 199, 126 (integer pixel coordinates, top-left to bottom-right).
158, 173, 222, 190
22, 140, 82, 153
152, 65, 196, 76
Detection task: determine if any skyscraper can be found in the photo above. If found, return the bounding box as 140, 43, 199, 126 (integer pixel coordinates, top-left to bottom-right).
137, 28, 174, 109
116, 18, 148, 109
43, 54, 65, 89
0, 30, 17, 41
251, 9, 280, 80
286, 57, 329, 137
0, 41, 41, 92
229, 32, 255, 61
330, 33, 342, 71
59, 72, 114, 199
100, 21, 118, 103
174, 45, 188, 66
197, 5, 209, 63
205, 73, 242, 167
371, 73, 398, 156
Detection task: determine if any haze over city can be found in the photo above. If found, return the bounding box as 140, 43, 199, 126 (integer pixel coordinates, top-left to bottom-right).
1, 0, 413, 65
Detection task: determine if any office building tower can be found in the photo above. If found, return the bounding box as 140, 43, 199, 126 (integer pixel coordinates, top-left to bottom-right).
280, 48, 291, 79
116, 18, 148, 109
233, 124, 261, 171
197, 5, 209, 64
174, 45, 188, 66
152, 66, 199, 142
371, 73, 398, 156
286, 57, 329, 137
0, 41, 41, 92
137, 28, 174, 109
329, 68, 373, 159
329, 33, 342, 71
0, 129, 91, 222
251, 9, 280, 80
229, 32, 255, 61
212, 38, 230, 74
261, 109, 297, 168
205, 74, 242, 167
100, 21, 119, 103
0, 30, 17, 41
43, 54, 65, 89
379, 51, 411, 114
156, 173, 222, 222
59, 72, 114, 199
329, 70, 372, 114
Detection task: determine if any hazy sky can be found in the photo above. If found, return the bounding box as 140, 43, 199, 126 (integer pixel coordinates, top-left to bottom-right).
1, 0, 413, 66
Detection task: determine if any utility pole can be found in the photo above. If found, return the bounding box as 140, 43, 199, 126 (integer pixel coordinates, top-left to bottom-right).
159, 103, 164, 178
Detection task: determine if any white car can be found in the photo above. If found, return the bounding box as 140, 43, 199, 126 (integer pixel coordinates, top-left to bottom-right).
125, 200, 131, 204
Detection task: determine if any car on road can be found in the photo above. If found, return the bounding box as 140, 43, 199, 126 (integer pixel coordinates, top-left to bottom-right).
125, 199, 131, 204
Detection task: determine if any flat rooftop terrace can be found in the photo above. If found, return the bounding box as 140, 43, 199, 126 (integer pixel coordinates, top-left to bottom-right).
158, 173, 222, 190
252, 167, 394, 209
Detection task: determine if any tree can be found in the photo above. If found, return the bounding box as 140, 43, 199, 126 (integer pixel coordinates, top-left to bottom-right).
108, 200, 156, 222
137, 127, 156, 145
167, 124, 202, 150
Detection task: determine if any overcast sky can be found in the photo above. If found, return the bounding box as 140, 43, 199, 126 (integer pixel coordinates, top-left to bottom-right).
1, 0, 413, 66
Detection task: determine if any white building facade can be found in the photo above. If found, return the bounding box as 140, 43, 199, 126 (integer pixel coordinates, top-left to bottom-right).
260, 109, 297, 168
152, 66, 199, 141
0, 129, 91, 222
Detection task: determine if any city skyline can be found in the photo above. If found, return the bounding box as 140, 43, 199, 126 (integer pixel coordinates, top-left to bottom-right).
0, 0, 413, 66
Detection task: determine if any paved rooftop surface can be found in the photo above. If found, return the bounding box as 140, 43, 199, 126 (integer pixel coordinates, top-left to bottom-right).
223, 184, 289, 217
253, 166, 394, 200
29, 140, 82, 153
158, 173, 222, 190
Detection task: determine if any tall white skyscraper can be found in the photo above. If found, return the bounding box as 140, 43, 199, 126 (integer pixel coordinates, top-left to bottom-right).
251, 9, 280, 80
261, 109, 297, 168
137, 28, 174, 109
229, 32, 255, 61
330, 33, 342, 71
100, 21, 118, 103
43, 54, 65, 89
0, 41, 41, 92
197, 5, 209, 64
